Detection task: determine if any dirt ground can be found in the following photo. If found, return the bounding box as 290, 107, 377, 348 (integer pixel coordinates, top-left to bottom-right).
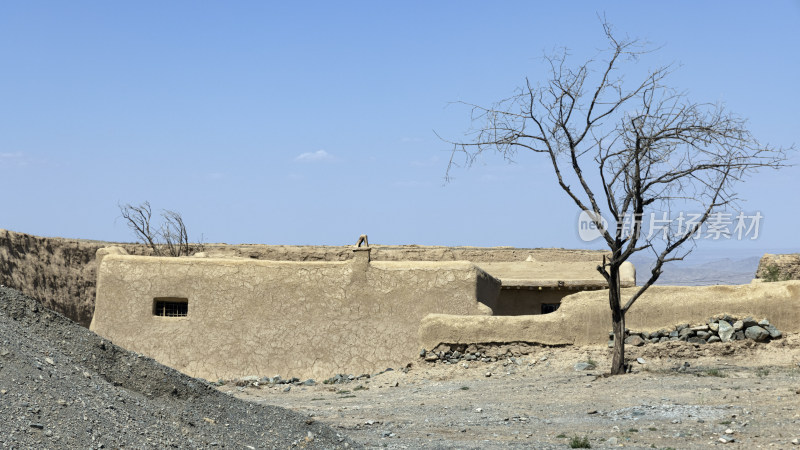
229, 337, 800, 449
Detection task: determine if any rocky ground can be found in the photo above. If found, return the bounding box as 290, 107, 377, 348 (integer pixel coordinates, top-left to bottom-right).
0, 286, 358, 448
3, 282, 800, 449
231, 338, 800, 449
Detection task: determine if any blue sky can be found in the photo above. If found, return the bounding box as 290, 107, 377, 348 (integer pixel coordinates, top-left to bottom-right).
1, 2, 798, 257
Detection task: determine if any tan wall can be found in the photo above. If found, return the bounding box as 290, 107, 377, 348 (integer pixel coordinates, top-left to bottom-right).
756, 253, 800, 280
420, 281, 800, 349
91, 251, 500, 380
0, 229, 149, 326
1, 228, 606, 327
494, 288, 580, 315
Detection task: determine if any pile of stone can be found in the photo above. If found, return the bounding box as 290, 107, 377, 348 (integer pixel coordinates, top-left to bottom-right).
420, 343, 539, 364
230, 375, 317, 387
322, 373, 372, 385
612, 315, 783, 347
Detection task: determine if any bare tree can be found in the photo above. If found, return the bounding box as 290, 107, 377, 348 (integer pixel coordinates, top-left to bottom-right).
445, 23, 791, 375
119, 201, 161, 255
160, 209, 190, 257
119, 202, 201, 257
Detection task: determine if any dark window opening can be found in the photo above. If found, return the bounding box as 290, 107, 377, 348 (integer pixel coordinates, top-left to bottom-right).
153, 298, 188, 317
541, 303, 560, 314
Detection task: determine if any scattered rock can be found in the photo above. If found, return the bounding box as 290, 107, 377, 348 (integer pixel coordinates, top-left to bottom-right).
0, 287, 357, 448
765, 325, 783, 339
718, 321, 734, 342
636, 357, 646, 364
573, 362, 595, 371
745, 326, 770, 342
742, 317, 758, 328
624, 335, 645, 346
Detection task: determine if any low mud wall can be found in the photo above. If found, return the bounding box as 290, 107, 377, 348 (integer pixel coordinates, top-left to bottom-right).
1, 229, 605, 327
0, 229, 148, 326
419, 281, 800, 350
92, 251, 499, 380
756, 253, 800, 281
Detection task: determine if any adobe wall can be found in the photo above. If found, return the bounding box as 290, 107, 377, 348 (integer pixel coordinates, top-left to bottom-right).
494, 289, 578, 315
0, 228, 606, 327
0, 229, 149, 327
756, 253, 800, 281
91, 250, 500, 380
419, 281, 800, 349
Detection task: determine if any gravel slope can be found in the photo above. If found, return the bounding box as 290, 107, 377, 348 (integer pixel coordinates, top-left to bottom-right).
0, 286, 359, 448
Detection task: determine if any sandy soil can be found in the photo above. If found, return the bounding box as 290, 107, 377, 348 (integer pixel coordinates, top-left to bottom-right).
229, 338, 800, 449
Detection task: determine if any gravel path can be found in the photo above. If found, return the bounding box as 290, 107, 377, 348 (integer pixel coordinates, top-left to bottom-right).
234, 340, 800, 449
0, 286, 359, 448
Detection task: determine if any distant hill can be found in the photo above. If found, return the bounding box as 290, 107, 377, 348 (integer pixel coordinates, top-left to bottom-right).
629, 255, 761, 286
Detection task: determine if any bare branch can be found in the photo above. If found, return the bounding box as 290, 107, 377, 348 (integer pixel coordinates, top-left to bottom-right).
441, 20, 794, 375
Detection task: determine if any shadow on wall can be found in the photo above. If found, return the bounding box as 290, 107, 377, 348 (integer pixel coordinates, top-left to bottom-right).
420, 281, 800, 350
0, 229, 150, 327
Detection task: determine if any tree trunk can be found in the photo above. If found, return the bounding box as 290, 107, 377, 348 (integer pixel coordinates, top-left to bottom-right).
609, 264, 626, 375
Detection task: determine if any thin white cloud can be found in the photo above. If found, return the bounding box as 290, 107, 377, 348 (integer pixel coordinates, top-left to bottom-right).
0, 152, 29, 167
294, 149, 333, 163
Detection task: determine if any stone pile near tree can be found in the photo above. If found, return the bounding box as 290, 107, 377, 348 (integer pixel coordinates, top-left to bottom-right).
420, 342, 543, 365
612, 315, 783, 347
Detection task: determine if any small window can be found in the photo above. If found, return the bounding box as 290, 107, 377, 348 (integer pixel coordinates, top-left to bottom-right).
541, 303, 560, 314
153, 298, 188, 317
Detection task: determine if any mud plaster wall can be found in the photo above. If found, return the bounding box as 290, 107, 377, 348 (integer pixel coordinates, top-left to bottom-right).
0, 229, 149, 327
0, 229, 607, 327
420, 281, 800, 349
91, 253, 499, 380
756, 253, 800, 280
494, 289, 578, 315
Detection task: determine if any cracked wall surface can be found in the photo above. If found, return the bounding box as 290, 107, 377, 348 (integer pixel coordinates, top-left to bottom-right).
91, 252, 499, 380
0, 229, 607, 327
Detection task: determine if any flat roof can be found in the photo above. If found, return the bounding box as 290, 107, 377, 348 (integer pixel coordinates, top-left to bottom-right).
475, 261, 633, 288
